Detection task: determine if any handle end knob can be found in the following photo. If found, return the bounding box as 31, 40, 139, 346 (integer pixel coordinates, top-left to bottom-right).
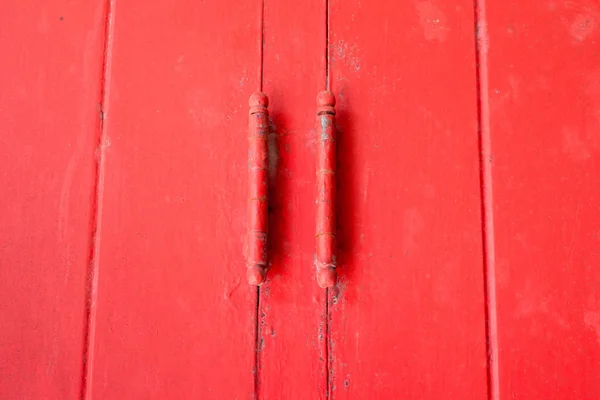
317, 266, 337, 288
316, 91, 336, 115
249, 92, 269, 109
247, 265, 267, 286
316, 91, 336, 107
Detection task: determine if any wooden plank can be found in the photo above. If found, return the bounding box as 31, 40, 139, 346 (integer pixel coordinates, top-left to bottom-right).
483, 1, 600, 397
0, 1, 106, 398
87, 1, 262, 398
257, 0, 329, 398
327, 0, 488, 397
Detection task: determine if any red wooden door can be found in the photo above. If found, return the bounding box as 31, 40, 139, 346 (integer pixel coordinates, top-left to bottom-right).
1, 1, 599, 399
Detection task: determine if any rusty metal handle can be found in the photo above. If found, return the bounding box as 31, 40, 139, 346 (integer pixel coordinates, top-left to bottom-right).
315, 91, 337, 288
246, 92, 269, 285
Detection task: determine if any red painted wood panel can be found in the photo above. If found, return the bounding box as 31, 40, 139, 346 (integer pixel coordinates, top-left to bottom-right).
87, 1, 262, 398
327, 0, 488, 397
6, 1, 600, 398
0, 1, 106, 398
483, 1, 600, 398
257, 0, 329, 398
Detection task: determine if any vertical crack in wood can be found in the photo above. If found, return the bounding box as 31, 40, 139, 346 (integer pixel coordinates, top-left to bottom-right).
474, 0, 500, 399
259, 0, 265, 92
326, 288, 332, 399
253, 286, 262, 400
254, 1, 266, 399
325, 1, 332, 399
81, 0, 115, 399
325, 0, 330, 91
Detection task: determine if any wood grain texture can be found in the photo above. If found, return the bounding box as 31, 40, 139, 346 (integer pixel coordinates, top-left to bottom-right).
484, 1, 600, 397
327, 0, 488, 397
87, 1, 262, 398
257, 0, 329, 398
0, 1, 107, 398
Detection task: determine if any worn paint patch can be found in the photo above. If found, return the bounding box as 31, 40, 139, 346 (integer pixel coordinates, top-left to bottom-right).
562, 127, 591, 162
320, 115, 333, 140
415, 1, 449, 42
331, 40, 361, 73
584, 311, 600, 345
570, 13, 596, 42
267, 117, 279, 180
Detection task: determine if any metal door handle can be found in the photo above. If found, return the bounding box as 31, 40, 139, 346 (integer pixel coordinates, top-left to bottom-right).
246, 92, 269, 285
315, 91, 337, 288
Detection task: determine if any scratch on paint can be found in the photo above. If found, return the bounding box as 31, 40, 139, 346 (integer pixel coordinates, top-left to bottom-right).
363, 167, 370, 202
223, 277, 241, 300
58, 131, 89, 284
566, 200, 581, 270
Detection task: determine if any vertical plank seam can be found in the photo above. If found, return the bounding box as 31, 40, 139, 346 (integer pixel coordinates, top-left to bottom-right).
253, 287, 262, 400
325, 1, 332, 399
474, 0, 500, 399
325, 0, 330, 91
259, 0, 265, 93
80, 1, 115, 399
254, 1, 266, 399
326, 290, 332, 399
